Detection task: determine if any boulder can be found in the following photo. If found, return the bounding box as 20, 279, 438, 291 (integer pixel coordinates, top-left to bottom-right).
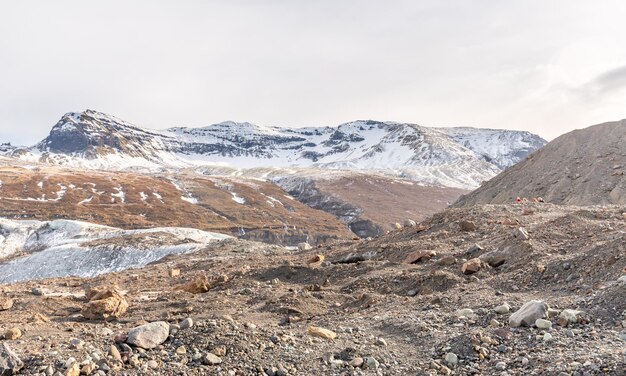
0, 343, 23, 375
403, 250, 437, 264
202, 353, 222, 366
82, 286, 128, 320
509, 300, 548, 327
307, 254, 325, 265
403, 219, 417, 227
297, 242, 313, 251
459, 221, 477, 232
126, 321, 170, 349
307, 326, 337, 340
461, 258, 482, 275
557, 309, 583, 326
174, 275, 228, 294
0, 298, 13, 311
3, 328, 21, 341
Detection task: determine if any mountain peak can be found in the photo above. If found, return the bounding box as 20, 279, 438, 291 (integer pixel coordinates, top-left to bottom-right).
24, 110, 546, 188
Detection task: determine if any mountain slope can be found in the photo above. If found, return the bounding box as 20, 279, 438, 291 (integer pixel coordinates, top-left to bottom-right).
13, 110, 546, 189
0, 160, 354, 245
455, 119, 626, 206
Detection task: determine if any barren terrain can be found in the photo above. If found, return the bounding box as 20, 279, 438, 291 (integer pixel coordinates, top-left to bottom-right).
0, 203, 623, 375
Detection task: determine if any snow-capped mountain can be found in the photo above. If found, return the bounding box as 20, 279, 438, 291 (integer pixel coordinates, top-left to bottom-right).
13, 110, 546, 189
436, 127, 547, 169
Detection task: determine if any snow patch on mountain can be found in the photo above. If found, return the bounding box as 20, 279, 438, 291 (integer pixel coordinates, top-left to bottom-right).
10, 110, 547, 189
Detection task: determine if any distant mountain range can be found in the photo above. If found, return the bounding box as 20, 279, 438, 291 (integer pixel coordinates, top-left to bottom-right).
6, 109, 546, 188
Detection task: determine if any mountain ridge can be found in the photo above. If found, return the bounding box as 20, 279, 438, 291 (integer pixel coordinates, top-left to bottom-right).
9, 109, 547, 189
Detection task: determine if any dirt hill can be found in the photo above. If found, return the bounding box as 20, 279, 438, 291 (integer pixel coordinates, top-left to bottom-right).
455, 120, 626, 207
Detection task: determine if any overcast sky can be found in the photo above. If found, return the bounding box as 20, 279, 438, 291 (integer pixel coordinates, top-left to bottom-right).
2, 1, 626, 144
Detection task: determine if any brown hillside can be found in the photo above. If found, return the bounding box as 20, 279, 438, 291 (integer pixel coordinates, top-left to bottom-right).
455, 120, 626, 206
0, 160, 352, 245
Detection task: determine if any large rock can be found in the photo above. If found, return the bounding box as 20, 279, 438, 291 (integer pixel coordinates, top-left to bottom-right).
557, 309, 583, 326
461, 258, 482, 275
0, 298, 13, 311
307, 326, 337, 340
81, 286, 128, 320
0, 343, 23, 375
298, 242, 313, 251
509, 300, 548, 327
174, 275, 228, 294
403, 250, 437, 264
126, 321, 170, 349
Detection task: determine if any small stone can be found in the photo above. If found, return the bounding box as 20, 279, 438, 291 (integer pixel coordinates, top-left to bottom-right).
147, 360, 159, 369
307, 254, 325, 265
521, 357, 529, 366
307, 326, 336, 340
169, 268, 181, 277
489, 319, 501, 327
461, 258, 481, 275
494, 303, 510, 314
376, 338, 387, 347
565, 329, 574, 338
444, 352, 458, 367
543, 333, 553, 341
495, 362, 506, 371
65, 362, 80, 376
212, 346, 227, 357
3, 328, 21, 340
407, 290, 418, 297
32, 287, 46, 296
349, 357, 364, 368
202, 353, 222, 366
297, 242, 312, 251
0, 297, 13, 311
363, 357, 379, 370
109, 345, 122, 362
535, 319, 552, 330
459, 221, 476, 232
68, 339, 85, 350
179, 318, 193, 330
403, 250, 437, 264
558, 309, 583, 326
80, 363, 96, 375
175, 346, 186, 355
456, 308, 477, 320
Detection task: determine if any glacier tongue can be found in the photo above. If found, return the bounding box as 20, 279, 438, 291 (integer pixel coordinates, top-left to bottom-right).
0, 218, 230, 284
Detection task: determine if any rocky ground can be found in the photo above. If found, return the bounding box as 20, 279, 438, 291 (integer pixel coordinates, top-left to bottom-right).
0, 203, 624, 375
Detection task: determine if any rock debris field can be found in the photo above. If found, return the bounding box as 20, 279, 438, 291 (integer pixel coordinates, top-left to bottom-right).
0, 203, 624, 375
